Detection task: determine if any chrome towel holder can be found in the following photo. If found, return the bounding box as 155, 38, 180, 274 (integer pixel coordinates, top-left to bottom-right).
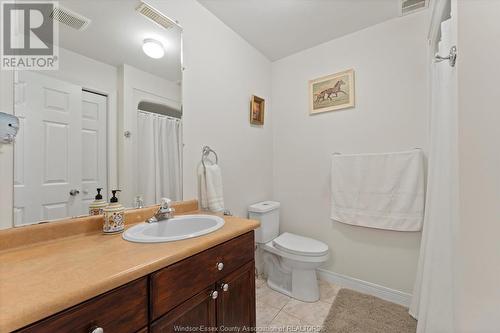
201, 145, 218, 168
435, 45, 457, 67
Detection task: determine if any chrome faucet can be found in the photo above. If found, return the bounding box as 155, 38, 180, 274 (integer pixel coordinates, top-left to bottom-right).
146, 198, 175, 223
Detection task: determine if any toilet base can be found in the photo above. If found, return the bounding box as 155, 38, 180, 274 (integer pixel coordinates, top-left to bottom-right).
263, 251, 322, 302
267, 268, 320, 302
267, 279, 292, 297
292, 268, 320, 302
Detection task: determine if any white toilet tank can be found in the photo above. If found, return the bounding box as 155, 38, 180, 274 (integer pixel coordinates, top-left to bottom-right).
248, 201, 280, 244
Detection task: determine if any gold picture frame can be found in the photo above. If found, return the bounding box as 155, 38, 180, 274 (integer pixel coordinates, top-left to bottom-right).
309, 69, 355, 114
250, 95, 265, 125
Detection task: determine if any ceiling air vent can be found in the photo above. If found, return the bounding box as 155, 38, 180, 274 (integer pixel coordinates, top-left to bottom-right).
401, 0, 428, 16
136, 1, 176, 30
50, 6, 91, 30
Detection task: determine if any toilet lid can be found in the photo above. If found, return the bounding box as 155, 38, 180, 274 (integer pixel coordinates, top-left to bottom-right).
273, 232, 329, 257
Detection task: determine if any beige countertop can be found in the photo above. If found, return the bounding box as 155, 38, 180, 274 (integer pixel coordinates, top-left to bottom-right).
0, 201, 260, 332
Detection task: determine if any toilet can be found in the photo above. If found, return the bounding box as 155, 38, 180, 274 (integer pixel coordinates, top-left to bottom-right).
249, 201, 329, 302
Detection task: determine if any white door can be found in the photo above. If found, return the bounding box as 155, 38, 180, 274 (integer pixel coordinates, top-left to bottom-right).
14, 72, 107, 225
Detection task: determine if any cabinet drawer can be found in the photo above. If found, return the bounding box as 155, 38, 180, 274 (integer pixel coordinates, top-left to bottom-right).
151, 231, 254, 320
18, 277, 148, 333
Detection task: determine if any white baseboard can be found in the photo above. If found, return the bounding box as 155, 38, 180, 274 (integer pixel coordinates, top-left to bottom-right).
317, 268, 412, 307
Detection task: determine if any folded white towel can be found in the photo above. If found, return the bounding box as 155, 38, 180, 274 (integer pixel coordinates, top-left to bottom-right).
331, 149, 425, 231
198, 163, 225, 212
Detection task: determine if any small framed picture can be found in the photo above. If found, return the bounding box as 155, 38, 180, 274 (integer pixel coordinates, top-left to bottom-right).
309, 69, 355, 114
250, 95, 265, 125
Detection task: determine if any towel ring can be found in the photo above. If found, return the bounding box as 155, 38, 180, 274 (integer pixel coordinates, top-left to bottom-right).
202, 146, 218, 168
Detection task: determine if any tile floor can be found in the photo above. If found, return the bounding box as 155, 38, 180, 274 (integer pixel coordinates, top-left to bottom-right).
256, 277, 341, 331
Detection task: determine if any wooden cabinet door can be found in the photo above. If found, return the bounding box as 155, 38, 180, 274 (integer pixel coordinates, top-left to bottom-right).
216, 261, 256, 329
151, 286, 217, 333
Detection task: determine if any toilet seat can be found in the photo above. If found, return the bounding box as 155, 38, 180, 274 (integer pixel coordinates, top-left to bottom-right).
272, 232, 329, 257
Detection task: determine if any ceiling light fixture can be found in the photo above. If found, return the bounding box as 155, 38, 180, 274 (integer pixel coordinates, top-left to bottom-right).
142, 38, 165, 59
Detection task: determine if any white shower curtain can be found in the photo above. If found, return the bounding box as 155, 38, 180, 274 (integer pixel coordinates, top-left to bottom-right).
137, 111, 182, 206
410, 18, 458, 333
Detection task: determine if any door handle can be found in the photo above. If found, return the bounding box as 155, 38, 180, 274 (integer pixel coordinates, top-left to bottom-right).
69, 189, 80, 196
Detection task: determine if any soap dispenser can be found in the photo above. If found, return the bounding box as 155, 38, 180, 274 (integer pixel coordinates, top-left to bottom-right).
89, 188, 107, 216
103, 190, 125, 234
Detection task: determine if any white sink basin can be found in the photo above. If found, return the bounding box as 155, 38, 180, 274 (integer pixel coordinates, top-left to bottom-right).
122, 214, 225, 243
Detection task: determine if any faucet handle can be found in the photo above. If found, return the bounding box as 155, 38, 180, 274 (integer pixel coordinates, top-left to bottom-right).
160, 198, 172, 208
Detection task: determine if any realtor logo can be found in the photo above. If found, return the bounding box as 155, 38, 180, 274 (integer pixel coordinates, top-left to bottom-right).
1, 1, 58, 70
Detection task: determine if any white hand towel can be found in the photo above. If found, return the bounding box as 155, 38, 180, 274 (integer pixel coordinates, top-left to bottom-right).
198, 163, 225, 212
331, 149, 425, 231
198, 164, 208, 210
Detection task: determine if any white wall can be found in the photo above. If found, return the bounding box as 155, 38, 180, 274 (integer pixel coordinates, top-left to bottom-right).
271, 12, 429, 293
41, 47, 117, 94
149, 0, 273, 217
457, 1, 500, 331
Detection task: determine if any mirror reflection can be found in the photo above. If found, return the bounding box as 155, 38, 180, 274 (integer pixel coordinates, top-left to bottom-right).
13, 0, 183, 226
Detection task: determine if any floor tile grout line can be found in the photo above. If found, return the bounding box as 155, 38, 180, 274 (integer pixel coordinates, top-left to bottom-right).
268, 307, 283, 324
256, 278, 339, 328
257, 296, 290, 311
279, 297, 291, 310
275, 309, 305, 323
280, 308, 326, 326
281, 299, 333, 325
256, 294, 286, 327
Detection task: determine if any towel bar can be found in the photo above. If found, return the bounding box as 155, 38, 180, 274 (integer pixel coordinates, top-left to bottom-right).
332, 148, 421, 155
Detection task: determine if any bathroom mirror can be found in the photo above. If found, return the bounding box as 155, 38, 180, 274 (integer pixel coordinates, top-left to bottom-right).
12, 0, 183, 226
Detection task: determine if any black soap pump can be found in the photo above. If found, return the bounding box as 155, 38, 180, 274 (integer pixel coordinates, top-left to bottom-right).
89, 188, 108, 215
103, 190, 125, 234
110, 189, 120, 203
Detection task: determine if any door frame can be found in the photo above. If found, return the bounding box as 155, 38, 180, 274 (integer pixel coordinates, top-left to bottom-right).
81, 87, 118, 197
0, 70, 15, 229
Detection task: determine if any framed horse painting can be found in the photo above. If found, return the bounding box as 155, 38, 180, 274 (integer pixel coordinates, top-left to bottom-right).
309, 69, 355, 114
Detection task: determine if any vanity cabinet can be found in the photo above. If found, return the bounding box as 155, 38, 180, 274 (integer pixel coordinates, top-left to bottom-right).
16, 232, 255, 333
17, 277, 149, 333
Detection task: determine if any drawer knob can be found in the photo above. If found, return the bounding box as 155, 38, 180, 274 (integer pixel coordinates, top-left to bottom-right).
211, 290, 219, 299
217, 262, 224, 271
89, 327, 104, 333
221, 283, 229, 292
